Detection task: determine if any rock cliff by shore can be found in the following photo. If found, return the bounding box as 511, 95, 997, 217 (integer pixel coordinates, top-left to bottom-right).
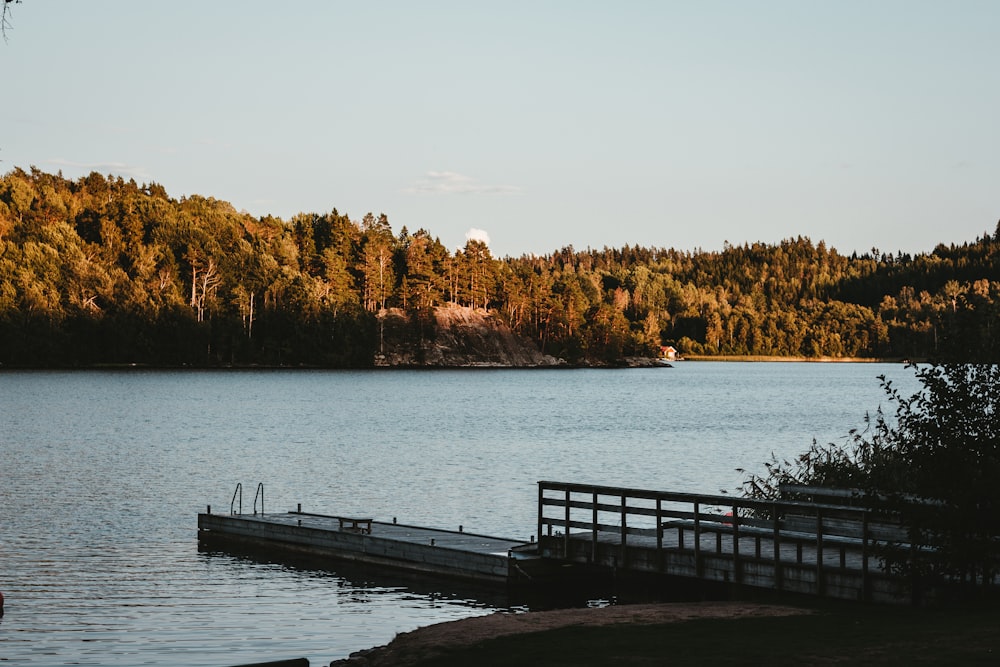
374, 304, 563, 368
373, 304, 669, 368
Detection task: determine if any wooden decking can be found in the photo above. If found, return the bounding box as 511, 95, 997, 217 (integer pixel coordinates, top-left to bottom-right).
198, 509, 530, 583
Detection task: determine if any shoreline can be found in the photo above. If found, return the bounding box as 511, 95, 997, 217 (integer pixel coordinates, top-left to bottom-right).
330, 601, 813, 666
0, 356, 914, 371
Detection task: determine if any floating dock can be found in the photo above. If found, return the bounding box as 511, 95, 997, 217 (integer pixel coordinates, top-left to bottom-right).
198, 509, 532, 583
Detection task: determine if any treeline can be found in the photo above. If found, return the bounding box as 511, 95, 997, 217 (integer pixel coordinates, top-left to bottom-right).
1, 167, 998, 367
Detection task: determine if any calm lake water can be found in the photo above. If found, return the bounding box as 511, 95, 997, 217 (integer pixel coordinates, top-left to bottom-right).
0, 363, 919, 665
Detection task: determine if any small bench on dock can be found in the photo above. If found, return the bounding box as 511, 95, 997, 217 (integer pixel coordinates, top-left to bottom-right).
337, 516, 373, 534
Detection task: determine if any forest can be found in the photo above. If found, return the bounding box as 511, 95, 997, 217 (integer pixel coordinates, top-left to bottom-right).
1, 166, 998, 367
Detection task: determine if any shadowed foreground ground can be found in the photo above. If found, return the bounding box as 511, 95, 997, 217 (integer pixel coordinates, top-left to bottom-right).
331, 600, 1000, 666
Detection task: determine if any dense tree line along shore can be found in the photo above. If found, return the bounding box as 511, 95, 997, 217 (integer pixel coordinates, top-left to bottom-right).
1, 167, 998, 367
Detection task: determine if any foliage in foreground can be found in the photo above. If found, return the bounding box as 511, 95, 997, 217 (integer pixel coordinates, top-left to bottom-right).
741, 363, 1000, 588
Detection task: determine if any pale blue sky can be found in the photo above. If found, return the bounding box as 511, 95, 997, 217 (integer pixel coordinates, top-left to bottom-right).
3, 1, 998, 258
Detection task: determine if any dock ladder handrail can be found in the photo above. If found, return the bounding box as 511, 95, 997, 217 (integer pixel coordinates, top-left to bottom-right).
253, 482, 264, 515
231, 483, 242, 515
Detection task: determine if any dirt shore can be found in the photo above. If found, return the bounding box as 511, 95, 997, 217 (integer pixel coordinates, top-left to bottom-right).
332, 601, 812, 666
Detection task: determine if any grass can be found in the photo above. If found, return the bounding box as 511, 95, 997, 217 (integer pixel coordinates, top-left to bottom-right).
412, 604, 1000, 665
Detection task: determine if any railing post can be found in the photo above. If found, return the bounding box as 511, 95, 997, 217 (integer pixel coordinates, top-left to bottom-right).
564, 487, 571, 557
773, 501, 783, 591
620, 493, 628, 567
656, 497, 663, 551
537, 483, 544, 552
862, 509, 870, 603
656, 497, 665, 571
816, 508, 824, 597
732, 502, 741, 584
592, 491, 598, 563
910, 519, 920, 606
693, 500, 702, 578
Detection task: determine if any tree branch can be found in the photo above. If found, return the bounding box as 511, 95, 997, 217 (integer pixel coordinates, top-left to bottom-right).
2, 0, 20, 43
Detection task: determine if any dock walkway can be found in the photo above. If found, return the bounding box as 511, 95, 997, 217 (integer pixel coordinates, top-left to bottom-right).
198, 509, 529, 583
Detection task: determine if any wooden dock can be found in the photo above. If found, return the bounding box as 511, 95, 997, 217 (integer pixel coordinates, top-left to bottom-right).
198, 508, 531, 583
198, 481, 968, 604
535, 481, 924, 604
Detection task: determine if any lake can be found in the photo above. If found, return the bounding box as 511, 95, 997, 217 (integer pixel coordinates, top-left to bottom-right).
0, 363, 919, 665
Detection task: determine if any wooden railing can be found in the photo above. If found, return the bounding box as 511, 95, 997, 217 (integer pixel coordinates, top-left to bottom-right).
536, 480, 915, 600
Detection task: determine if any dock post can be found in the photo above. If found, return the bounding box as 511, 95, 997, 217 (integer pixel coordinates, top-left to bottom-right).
207, 505, 211, 515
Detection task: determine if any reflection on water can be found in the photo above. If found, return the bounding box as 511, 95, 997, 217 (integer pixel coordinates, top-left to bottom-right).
198, 541, 525, 611
196, 540, 707, 618
0, 364, 918, 665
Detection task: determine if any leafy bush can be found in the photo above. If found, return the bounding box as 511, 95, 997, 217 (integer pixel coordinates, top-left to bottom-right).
741, 363, 1000, 589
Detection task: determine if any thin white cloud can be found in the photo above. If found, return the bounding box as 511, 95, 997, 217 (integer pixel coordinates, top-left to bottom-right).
465, 228, 491, 246
46, 158, 152, 181
402, 171, 520, 195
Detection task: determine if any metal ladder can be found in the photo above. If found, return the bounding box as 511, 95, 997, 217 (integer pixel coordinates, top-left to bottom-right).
230, 482, 265, 515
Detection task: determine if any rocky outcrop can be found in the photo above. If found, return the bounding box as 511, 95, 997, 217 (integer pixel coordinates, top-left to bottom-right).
374, 305, 563, 368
